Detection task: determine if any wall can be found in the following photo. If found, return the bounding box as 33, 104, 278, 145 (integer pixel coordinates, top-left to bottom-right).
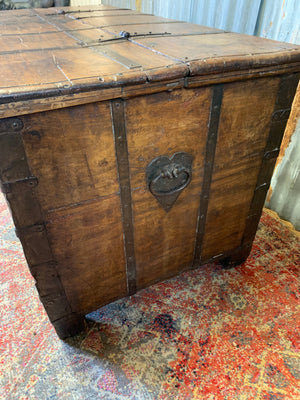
102, 0, 300, 228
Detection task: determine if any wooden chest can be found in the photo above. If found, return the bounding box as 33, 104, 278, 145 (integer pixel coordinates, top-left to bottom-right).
0, 5, 299, 339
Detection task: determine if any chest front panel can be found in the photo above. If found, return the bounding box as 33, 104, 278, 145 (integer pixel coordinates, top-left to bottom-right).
13, 77, 287, 315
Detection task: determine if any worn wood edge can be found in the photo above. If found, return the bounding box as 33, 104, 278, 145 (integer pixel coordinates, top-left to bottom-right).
0, 79, 186, 119
111, 99, 137, 296
2, 61, 299, 120
200, 243, 252, 267
0, 64, 187, 98
193, 84, 223, 267
51, 314, 86, 340
242, 72, 300, 248
186, 62, 300, 88
133, 243, 250, 292
73, 244, 252, 324
1, 64, 299, 119
0, 5, 129, 16
0, 51, 299, 117
0, 119, 78, 334
189, 51, 300, 77
43, 7, 132, 14
135, 262, 193, 292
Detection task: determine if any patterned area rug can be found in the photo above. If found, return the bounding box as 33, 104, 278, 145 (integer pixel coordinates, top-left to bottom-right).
0, 192, 299, 400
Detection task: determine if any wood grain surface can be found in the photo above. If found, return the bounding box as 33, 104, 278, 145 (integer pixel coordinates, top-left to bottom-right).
0, 5, 299, 337
0, 5, 299, 117
125, 88, 211, 288
22, 101, 119, 211
46, 195, 127, 314
202, 77, 280, 260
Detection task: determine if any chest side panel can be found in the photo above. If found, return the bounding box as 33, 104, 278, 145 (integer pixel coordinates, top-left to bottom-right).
125, 88, 211, 288
21, 103, 127, 314
201, 77, 280, 260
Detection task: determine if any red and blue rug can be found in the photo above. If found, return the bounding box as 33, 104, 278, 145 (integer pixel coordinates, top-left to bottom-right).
0, 192, 299, 399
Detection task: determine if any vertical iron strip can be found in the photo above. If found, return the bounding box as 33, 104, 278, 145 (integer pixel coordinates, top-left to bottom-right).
242, 73, 299, 247
0, 116, 82, 339
111, 99, 137, 295
193, 84, 223, 267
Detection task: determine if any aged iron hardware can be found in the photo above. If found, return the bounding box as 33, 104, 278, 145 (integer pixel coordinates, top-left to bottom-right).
0, 176, 38, 194
264, 148, 280, 160
146, 152, 192, 212
119, 31, 131, 39
0, 117, 23, 134
272, 108, 291, 121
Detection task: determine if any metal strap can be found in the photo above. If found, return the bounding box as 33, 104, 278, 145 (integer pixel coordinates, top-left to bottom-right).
111, 99, 137, 295
193, 84, 224, 266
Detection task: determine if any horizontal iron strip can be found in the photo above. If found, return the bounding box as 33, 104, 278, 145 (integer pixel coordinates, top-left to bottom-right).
0, 31, 229, 56
43, 8, 132, 15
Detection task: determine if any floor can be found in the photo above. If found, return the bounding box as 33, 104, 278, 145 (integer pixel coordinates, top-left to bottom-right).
0, 191, 299, 400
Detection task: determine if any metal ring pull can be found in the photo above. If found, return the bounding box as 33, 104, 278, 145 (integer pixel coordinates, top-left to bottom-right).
149, 163, 191, 196
146, 152, 192, 212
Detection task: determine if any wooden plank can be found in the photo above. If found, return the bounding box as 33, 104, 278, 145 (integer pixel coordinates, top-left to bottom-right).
65, 28, 116, 43
94, 41, 183, 70
22, 101, 119, 211
201, 77, 280, 261
136, 33, 299, 64
125, 88, 211, 288
0, 32, 78, 53
74, 14, 175, 28
0, 15, 53, 35
0, 6, 299, 115
41, 5, 127, 13
0, 78, 184, 119
67, 10, 139, 18
201, 161, 263, 261
46, 195, 127, 314
0, 47, 133, 89
0, 52, 69, 89
102, 22, 222, 37
1, 64, 299, 120
38, 15, 95, 32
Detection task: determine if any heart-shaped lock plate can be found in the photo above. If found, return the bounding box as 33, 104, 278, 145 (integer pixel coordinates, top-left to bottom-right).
146, 152, 192, 212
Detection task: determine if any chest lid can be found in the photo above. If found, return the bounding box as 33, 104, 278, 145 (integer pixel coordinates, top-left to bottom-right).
0, 5, 299, 117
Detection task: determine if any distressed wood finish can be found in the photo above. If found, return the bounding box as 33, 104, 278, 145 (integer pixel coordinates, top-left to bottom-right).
46, 195, 127, 315
202, 77, 281, 261
0, 5, 299, 338
22, 102, 119, 210
125, 88, 211, 288
0, 117, 84, 338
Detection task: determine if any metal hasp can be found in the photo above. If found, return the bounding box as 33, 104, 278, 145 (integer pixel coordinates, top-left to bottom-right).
146, 152, 192, 212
